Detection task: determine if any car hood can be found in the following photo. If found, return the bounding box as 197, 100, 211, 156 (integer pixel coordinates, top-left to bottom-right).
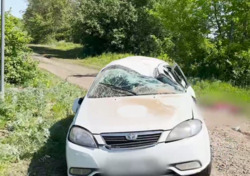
75, 94, 194, 133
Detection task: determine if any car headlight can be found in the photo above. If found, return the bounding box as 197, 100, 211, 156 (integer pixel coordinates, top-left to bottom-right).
166, 120, 202, 142
69, 126, 97, 148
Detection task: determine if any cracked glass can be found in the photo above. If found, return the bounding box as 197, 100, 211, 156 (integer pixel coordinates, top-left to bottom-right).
88, 65, 185, 98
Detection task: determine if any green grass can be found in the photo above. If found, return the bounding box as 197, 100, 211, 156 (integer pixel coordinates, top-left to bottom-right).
68, 52, 132, 70
192, 79, 250, 112
29, 42, 132, 69
72, 52, 172, 70
29, 42, 172, 70
28, 41, 84, 59
64, 52, 172, 70
49, 41, 82, 51
0, 70, 85, 175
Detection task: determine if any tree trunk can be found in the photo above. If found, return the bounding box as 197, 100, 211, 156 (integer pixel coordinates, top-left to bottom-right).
212, 0, 222, 38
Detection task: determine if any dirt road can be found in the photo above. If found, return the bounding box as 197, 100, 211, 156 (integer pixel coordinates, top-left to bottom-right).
33, 53, 98, 89
34, 54, 250, 176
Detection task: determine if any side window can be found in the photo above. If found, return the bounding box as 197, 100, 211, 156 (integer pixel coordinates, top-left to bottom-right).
172, 64, 189, 88
155, 63, 176, 81
155, 63, 189, 89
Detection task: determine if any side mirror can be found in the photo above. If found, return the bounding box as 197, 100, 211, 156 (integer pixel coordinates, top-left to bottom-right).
72, 97, 84, 113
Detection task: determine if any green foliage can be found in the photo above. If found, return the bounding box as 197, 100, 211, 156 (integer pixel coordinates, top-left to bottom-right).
23, 0, 250, 86
50, 41, 82, 51
0, 13, 38, 84
153, 0, 250, 86
5, 53, 38, 84
72, 0, 136, 53
4, 14, 31, 56
0, 71, 85, 174
72, 0, 166, 55
23, 0, 74, 43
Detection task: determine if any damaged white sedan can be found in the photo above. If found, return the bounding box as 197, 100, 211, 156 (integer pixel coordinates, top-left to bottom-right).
66, 56, 212, 176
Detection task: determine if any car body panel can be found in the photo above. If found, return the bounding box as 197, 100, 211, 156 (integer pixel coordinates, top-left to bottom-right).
75, 94, 194, 133
66, 123, 211, 176
105, 56, 167, 77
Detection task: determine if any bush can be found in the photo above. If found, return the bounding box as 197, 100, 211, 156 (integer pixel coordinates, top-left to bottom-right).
0, 13, 38, 84
190, 44, 250, 87
72, 0, 166, 55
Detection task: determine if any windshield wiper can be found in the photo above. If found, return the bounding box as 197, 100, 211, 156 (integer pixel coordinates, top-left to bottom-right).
99, 83, 137, 95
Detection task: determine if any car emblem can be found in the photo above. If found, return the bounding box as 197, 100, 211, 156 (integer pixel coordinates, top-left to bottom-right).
126, 133, 138, 140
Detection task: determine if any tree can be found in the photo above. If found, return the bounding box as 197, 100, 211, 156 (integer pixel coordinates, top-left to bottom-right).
154, 0, 249, 86
72, 0, 167, 55
23, 0, 249, 86
23, 0, 74, 43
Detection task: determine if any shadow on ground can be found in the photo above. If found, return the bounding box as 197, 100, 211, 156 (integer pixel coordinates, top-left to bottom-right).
67, 73, 98, 78
28, 115, 74, 176
29, 45, 84, 59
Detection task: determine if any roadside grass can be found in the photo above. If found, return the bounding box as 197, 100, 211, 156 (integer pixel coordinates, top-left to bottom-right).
50, 41, 82, 51
28, 41, 83, 59
67, 52, 173, 70
0, 70, 85, 175
29, 42, 132, 70
68, 53, 132, 70
192, 79, 250, 113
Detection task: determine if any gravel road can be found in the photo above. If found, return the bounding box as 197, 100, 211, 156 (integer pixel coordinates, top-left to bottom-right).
34, 54, 250, 176
203, 109, 250, 176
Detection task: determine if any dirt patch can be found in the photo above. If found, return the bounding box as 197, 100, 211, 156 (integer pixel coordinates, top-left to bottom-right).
33, 54, 98, 89
0, 130, 9, 138
2, 160, 30, 176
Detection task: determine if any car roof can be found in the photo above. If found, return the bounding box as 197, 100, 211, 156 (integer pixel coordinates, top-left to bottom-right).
104, 56, 168, 77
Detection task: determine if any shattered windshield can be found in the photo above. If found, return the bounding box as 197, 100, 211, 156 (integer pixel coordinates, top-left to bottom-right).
88, 65, 185, 98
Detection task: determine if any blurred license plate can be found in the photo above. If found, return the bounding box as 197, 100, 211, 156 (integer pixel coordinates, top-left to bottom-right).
102, 157, 161, 175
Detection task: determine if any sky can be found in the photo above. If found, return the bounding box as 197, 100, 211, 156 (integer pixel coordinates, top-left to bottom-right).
3, 0, 28, 18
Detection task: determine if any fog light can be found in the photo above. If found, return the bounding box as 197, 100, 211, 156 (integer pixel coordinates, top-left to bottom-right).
70, 168, 92, 176
175, 161, 201, 171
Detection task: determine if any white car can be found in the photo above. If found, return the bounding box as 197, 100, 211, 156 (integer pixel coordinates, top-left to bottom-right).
66, 56, 212, 176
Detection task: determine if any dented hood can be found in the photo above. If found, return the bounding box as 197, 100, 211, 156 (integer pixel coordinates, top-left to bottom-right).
75, 94, 194, 133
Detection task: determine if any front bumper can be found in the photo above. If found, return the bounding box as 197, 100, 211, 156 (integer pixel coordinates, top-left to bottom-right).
66, 125, 211, 176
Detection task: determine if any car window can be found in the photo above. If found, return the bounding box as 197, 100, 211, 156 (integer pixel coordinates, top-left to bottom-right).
88, 65, 185, 98
172, 64, 189, 88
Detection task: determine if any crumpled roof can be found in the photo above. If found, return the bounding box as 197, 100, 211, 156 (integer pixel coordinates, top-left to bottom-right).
104, 56, 169, 77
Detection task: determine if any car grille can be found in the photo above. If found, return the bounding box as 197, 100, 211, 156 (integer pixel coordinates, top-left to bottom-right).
101, 131, 162, 149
